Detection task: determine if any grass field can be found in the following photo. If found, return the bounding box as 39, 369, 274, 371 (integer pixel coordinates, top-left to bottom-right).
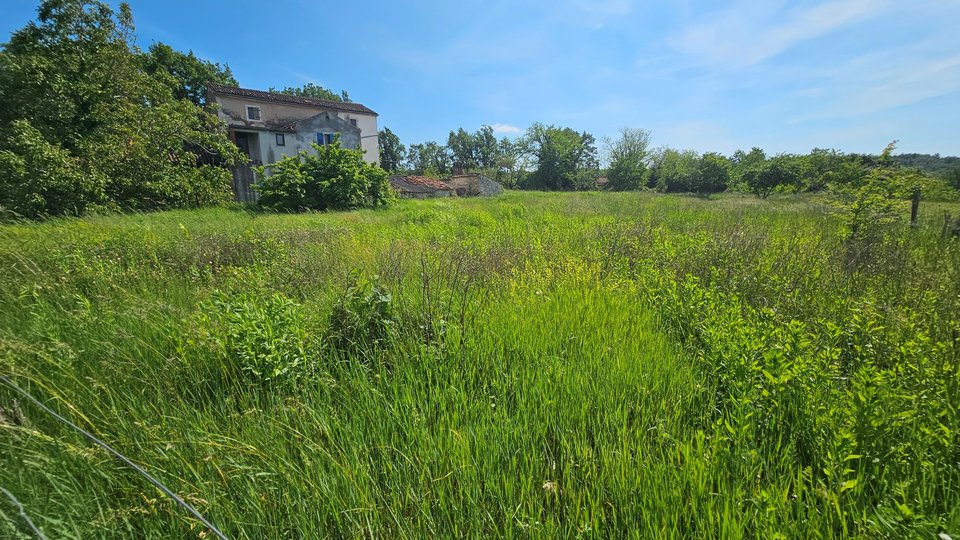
1, 191, 958, 538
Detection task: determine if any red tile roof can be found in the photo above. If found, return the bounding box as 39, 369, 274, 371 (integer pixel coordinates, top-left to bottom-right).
207, 83, 377, 116
389, 176, 453, 193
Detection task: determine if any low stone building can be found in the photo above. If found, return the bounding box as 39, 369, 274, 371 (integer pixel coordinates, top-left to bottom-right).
389, 176, 454, 199
445, 173, 504, 197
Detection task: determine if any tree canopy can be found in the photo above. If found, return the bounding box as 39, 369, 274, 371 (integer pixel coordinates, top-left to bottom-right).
0, 0, 241, 218
142, 42, 237, 105
269, 82, 351, 102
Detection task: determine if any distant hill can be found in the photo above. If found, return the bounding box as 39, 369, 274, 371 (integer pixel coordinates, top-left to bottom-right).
892, 153, 960, 176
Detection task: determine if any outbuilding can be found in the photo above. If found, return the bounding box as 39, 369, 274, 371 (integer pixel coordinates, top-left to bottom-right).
389, 176, 455, 199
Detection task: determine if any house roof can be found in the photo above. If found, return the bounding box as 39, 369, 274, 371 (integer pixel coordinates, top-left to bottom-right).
389, 176, 454, 193
207, 83, 378, 116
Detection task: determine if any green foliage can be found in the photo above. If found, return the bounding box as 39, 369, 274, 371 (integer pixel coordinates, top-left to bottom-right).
891, 152, 960, 176
377, 126, 406, 173
195, 291, 315, 385
0, 0, 240, 219
255, 139, 392, 211
692, 152, 730, 197
326, 273, 396, 359
835, 142, 923, 240
269, 82, 350, 102
521, 123, 599, 190
142, 42, 237, 105
650, 147, 699, 192
406, 141, 451, 176
945, 166, 960, 190
603, 127, 650, 191
0, 119, 104, 218
742, 155, 804, 198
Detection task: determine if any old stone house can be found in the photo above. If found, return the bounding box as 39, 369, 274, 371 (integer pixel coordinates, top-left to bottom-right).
389, 176, 454, 199
445, 173, 504, 197
206, 83, 379, 201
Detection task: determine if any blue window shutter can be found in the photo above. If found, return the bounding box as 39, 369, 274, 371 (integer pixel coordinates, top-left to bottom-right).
316, 133, 323, 145
325, 133, 334, 145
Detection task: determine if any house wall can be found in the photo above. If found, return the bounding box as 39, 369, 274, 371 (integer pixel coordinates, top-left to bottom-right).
212, 94, 380, 164
446, 174, 504, 196
257, 115, 362, 166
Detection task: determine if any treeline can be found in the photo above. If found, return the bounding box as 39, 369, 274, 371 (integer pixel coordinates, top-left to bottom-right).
381, 125, 960, 199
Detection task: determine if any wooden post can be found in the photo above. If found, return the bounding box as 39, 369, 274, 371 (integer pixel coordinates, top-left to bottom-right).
910, 189, 921, 227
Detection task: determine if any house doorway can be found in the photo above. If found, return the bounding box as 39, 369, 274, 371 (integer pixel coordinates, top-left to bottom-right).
234, 131, 262, 165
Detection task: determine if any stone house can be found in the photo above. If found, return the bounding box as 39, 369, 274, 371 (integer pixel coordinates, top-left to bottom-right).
445, 173, 504, 197
389, 176, 454, 199
206, 83, 379, 201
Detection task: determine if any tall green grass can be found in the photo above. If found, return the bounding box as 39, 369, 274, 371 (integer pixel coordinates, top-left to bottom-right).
1, 192, 958, 538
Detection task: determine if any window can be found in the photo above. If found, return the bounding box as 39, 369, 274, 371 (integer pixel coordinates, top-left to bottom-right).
275, 133, 285, 146
316, 132, 338, 145
246, 105, 261, 121
349, 118, 358, 127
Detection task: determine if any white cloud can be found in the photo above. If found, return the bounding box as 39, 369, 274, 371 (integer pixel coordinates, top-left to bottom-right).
491, 123, 521, 134
674, 0, 890, 67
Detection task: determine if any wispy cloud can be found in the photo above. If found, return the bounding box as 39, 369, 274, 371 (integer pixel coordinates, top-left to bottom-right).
674, 0, 890, 67
490, 123, 521, 134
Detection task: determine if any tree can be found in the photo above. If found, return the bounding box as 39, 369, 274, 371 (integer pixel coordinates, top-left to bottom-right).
946, 166, 960, 191
835, 142, 922, 240
730, 147, 766, 189
269, 82, 350, 102
650, 148, 699, 193
474, 125, 499, 169
406, 141, 451, 177
377, 126, 406, 173
142, 42, 237, 105
692, 152, 730, 197
494, 137, 521, 186
447, 128, 476, 171
255, 138, 391, 211
521, 123, 599, 191
603, 127, 651, 191
0, 0, 241, 218
742, 155, 803, 198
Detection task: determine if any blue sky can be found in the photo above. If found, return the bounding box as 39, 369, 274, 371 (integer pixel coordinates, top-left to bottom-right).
3, 0, 960, 156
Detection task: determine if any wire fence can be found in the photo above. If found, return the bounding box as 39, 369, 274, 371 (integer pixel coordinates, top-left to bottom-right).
0, 375, 229, 540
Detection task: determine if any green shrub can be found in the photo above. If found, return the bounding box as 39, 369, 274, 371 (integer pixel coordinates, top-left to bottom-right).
194, 291, 316, 385
0, 120, 105, 218
255, 139, 393, 211
742, 155, 803, 198
326, 273, 396, 359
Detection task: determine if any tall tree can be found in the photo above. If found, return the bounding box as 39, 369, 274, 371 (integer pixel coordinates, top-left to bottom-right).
742, 155, 803, 199
474, 125, 499, 169
650, 148, 699, 192
693, 152, 730, 197
0, 0, 240, 218
142, 42, 237, 105
406, 141, 451, 177
269, 82, 351, 102
603, 127, 651, 191
522, 123, 599, 191
377, 126, 406, 173
447, 128, 476, 171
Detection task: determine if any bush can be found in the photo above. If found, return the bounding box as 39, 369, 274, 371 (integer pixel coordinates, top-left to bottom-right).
692, 152, 730, 197
256, 139, 393, 211
743, 156, 803, 198
0, 120, 105, 218
193, 291, 316, 385
326, 273, 396, 359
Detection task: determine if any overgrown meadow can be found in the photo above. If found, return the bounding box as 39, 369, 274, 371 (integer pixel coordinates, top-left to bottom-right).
1, 192, 958, 538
